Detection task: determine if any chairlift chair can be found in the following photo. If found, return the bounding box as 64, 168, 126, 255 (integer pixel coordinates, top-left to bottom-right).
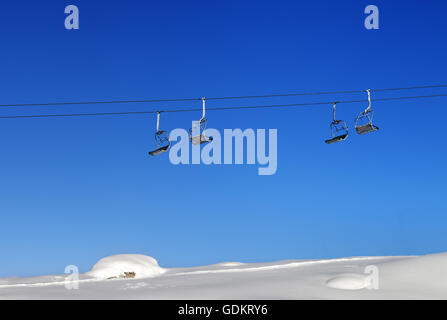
148, 112, 171, 156
190, 97, 213, 145
325, 102, 348, 144
355, 89, 379, 135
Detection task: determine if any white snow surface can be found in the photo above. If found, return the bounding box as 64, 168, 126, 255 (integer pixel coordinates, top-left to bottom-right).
1, 252, 447, 299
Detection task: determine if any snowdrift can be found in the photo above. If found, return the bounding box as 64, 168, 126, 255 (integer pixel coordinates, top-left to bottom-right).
86, 254, 165, 280
326, 274, 371, 290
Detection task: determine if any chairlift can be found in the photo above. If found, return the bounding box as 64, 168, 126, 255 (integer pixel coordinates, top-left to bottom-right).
189, 97, 213, 145
325, 102, 348, 144
355, 89, 379, 135
148, 112, 171, 156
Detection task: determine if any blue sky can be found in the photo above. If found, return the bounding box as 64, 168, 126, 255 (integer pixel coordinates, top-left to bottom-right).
0, 0, 446, 277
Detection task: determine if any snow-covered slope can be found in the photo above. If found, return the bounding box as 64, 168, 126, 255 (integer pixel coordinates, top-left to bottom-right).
1, 252, 446, 299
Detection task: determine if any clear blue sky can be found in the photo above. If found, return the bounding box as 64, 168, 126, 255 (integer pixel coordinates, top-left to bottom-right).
0, 0, 446, 277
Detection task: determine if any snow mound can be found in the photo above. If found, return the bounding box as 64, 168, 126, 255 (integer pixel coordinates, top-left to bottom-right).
326, 274, 369, 290
86, 254, 165, 280
214, 262, 245, 267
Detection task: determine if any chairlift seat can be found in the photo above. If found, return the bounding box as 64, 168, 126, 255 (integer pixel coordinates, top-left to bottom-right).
355, 123, 379, 135
325, 116, 348, 144
149, 145, 170, 156
354, 106, 379, 135
149, 129, 170, 156
191, 134, 213, 145
325, 134, 348, 144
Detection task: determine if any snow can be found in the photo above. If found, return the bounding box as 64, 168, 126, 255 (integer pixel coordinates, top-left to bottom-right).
86, 254, 165, 280
1, 252, 447, 299
213, 262, 245, 267
326, 274, 370, 290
